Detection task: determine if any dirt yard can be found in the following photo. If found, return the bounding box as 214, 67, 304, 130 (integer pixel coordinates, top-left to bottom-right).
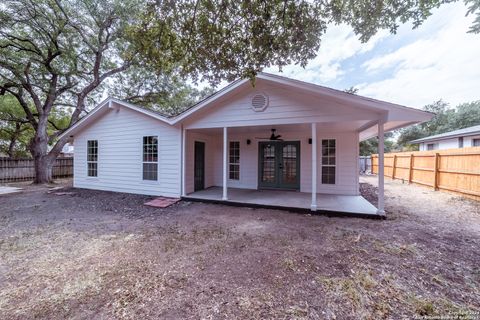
0, 177, 479, 320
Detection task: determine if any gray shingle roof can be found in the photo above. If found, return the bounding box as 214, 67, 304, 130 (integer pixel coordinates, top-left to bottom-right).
411, 124, 480, 143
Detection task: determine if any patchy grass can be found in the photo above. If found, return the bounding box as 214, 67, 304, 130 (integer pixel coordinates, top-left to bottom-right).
0, 180, 479, 319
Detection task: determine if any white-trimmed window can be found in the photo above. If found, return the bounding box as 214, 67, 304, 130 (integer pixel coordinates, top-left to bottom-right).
426, 143, 437, 151
321, 139, 336, 184
229, 141, 240, 180
143, 136, 158, 181
87, 140, 98, 177
473, 139, 480, 147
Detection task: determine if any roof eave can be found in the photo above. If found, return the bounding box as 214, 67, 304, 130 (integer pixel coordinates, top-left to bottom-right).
58, 98, 173, 140
411, 130, 480, 144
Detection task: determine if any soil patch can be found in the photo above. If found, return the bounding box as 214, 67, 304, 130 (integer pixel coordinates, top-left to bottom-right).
0, 178, 479, 319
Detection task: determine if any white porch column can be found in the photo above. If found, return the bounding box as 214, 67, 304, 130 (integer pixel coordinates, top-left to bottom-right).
377, 120, 385, 215
181, 127, 186, 197
222, 127, 228, 200
311, 123, 317, 211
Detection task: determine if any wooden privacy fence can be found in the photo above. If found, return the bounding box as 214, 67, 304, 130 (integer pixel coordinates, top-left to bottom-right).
0, 157, 73, 182
372, 147, 480, 201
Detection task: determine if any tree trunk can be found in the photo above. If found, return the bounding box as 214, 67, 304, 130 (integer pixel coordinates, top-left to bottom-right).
7, 123, 22, 158
7, 138, 16, 158
33, 155, 54, 184
30, 118, 55, 184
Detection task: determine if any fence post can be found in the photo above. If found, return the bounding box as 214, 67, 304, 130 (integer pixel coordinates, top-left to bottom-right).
433, 153, 440, 190
408, 154, 414, 184
392, 154, 397, 180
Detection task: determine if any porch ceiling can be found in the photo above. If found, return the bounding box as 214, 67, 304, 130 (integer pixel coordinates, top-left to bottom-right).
187, 121, 371, 135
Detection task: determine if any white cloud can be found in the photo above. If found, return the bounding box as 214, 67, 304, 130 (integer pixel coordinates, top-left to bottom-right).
358, 3, 480, 107
267, 24, 388, 83
265, 2, 480, 108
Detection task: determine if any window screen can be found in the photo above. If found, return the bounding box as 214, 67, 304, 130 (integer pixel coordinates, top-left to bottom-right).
143, 136, 158, 181
87, 140, 98, 177
321, 139, 336, 184
229, 141, 240, 180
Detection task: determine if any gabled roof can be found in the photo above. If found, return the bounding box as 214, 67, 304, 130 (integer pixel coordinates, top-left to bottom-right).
59, 72, 433, 140
58, 98, 173, 140
411, 124, 480, 144
169, 72, 433, 124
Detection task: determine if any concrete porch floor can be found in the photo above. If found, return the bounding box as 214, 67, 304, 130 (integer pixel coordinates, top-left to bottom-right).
184, 187, 380, 217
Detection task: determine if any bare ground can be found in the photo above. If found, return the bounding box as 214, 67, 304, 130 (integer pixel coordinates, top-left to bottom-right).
0, 177, 479, 320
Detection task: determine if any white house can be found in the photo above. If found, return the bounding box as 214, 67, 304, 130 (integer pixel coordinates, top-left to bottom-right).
411, 125, 480, 151
59, 73, 433, 216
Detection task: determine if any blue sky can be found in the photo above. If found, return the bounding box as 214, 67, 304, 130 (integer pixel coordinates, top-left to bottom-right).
266, 2, 480, 109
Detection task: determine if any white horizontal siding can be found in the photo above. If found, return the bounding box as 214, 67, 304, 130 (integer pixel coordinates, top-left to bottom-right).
73, 106, 181, 197
420, 138, 461, 150
184, 81, 380, 129
465, 135, 480, 147
185, 129, 359, 196
184, 131, 219, 194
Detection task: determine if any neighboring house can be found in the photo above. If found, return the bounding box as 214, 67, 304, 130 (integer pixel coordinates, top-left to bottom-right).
411, 125, 480, 151
60, 143, 74, 157
59, 73, 432, 216
46, 142, 74, 157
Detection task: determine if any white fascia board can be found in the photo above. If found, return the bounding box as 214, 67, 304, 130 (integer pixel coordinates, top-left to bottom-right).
58, 98, 173, 140
170, 78, 250, 124
359, 120, 420, 141
257, 72, 434, 118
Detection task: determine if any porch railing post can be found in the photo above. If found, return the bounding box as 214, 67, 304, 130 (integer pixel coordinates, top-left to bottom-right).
222, 127, 228, 200
311, 122, 317, 211
377, 119, 385, 215
181, 127, 186, 196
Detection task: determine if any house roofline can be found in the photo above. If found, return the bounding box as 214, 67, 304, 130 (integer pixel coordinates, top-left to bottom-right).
169, 72, 433, 124
411, 131, 480, 144
255, 72, 435, 117
59, 73, 433, 140
169, 78, 248, 123
58, 97, 173, 140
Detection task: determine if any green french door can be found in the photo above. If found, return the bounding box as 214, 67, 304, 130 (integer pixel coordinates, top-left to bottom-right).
258, 141, 300, 190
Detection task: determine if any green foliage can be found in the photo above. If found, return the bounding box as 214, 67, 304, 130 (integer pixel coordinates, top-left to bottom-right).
344, 86, 359, 94
466, 0, 480, 33
396, 100, 480, 150
0, 94, 73, 157
1, 0, 479, 177
0, 95, 33, 157
108, 68, 215, 116
131, 0, 471, 84
453, 100, 480, 127
359, 132, 395, 156
130, 0, 326, 84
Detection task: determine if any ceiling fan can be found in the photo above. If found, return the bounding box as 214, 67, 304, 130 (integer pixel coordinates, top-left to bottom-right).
255, 128, 283, 141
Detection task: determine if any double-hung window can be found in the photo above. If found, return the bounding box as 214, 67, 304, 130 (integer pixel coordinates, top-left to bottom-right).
229, 141, 240, 180
87, 140, 98, 177
321, 139, 336, 184
143, 136, 158, 181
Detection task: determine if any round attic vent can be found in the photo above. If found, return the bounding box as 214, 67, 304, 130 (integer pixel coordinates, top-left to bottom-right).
251, 93, 269, 112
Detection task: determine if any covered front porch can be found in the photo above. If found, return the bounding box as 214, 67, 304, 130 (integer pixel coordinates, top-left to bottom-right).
181, 119, 388, 216
183, 187, 379, 217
